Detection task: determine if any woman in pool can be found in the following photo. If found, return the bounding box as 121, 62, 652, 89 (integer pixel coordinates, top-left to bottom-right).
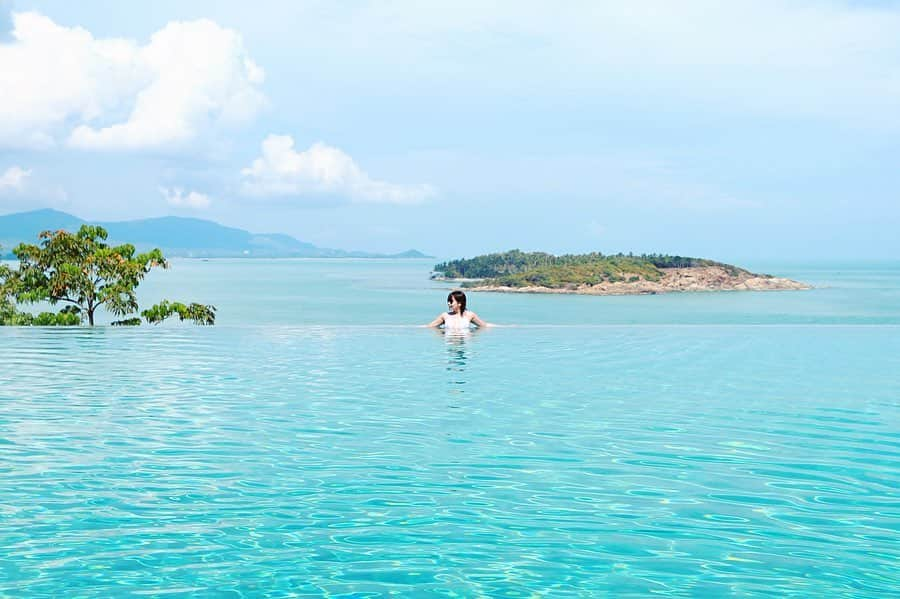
426, 290, 492, 330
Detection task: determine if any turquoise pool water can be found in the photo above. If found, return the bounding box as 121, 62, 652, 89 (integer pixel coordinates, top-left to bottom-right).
1, 261, 898, 596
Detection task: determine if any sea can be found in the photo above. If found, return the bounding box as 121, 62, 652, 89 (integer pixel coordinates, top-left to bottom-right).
1, 259, 898, 597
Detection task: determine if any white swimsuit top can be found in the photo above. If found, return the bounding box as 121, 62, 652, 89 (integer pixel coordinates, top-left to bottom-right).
443, 312, 473, 330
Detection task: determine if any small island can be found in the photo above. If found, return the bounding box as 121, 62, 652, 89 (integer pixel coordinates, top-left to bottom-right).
432, 250, 810, 295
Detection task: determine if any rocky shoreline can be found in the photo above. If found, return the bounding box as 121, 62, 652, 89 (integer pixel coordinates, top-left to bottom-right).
460, 266, 811, 296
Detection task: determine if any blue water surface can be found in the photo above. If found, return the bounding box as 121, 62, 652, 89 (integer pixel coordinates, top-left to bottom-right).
1, 260, 898, 596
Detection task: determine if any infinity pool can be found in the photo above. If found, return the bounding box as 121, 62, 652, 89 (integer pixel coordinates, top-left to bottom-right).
2, 323, 898, 596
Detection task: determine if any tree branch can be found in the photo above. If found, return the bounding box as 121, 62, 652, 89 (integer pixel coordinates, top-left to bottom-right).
49, 296, 82, 307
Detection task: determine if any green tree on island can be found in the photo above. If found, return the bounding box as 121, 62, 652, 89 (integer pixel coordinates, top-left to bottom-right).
0, 225, 215, 326
431, 249, 748, 288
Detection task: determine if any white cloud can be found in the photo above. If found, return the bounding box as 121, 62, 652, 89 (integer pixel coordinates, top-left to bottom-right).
240, 135, 436, 204
0, 165, 68, 209
0, 12, 265, 150
0, 166, 31, 192
159, 187, 212, 209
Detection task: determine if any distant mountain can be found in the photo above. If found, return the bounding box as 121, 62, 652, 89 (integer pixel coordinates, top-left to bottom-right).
385, 249, 430, 259
0, 209, 432, 259
0, 208, 85, 238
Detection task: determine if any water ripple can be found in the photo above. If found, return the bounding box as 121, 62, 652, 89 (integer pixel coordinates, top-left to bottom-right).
1, 326, 898, 596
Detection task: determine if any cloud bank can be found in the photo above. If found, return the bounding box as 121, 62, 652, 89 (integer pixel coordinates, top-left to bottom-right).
0, 166, 31, 192
0, 12, 265, 150
0, 165, 68, 209
241, 135, 436, 204
159, 187, 212, 209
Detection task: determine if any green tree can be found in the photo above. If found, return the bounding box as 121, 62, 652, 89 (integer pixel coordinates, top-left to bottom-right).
4, 226, 215, 326
0, 248, 30, 324
140, 300, 216, 325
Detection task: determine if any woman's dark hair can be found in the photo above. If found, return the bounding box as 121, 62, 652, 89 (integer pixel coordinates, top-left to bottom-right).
447, 290, 467, 314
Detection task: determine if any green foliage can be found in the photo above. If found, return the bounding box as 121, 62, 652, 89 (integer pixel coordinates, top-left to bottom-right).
0, 284, 80, 325
434, 249, 749, 289
32, 311, 82, 326
141, 300, 216, 326
0, 299, 35, 325
0, 248, 35, 325
1, 228, 216, 327
11, 225, 167, 325
111, 317, 142, 326
435, 249, 567, 278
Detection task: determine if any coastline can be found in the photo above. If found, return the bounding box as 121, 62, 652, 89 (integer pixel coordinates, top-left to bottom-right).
456, 266, 811, 296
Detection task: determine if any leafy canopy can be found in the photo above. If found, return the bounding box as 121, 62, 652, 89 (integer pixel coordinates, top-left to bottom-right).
1, 225, 215, 326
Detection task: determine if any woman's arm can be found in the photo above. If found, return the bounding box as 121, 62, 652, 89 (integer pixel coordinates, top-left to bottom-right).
425, 314, 446, 328
468, 312, 492, 328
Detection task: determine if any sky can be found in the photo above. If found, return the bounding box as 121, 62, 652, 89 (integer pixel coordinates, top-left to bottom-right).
0, 0, 898, 260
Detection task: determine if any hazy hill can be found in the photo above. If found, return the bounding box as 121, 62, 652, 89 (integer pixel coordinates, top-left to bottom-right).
0, 209, 431, 259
